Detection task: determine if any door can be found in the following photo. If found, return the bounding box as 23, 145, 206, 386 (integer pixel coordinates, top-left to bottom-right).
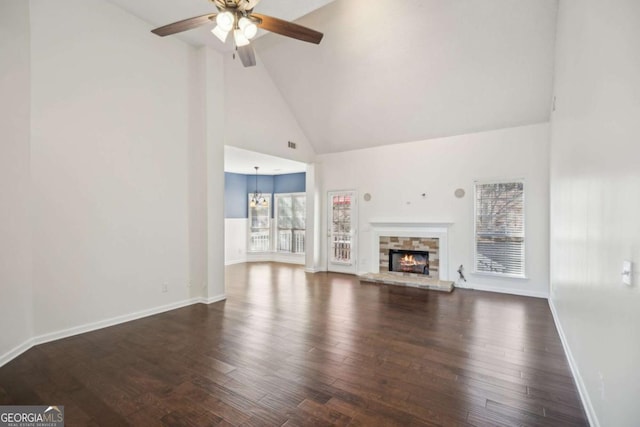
327, 190, 357, 274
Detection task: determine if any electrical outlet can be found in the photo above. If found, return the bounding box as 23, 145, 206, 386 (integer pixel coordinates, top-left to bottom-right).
162, 282, 168, 293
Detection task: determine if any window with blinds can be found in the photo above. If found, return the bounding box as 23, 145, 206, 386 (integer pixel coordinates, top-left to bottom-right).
474, 180, 525, 277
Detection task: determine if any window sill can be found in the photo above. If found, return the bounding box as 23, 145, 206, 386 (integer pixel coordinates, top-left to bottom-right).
247, 251, 306, 256
472, 271, 528, 280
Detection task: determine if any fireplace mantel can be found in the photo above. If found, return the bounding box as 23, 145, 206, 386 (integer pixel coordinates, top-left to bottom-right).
369, 220, 452, 280
368, 220, 453, 231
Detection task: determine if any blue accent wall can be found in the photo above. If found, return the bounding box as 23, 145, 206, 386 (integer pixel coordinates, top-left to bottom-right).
274, 173, 306, 193
225, 172, 306, 218
247, 175, 275, 195
224, 173, 248, 218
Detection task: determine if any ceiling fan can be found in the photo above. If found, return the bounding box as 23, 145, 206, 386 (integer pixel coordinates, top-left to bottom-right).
151, 0, 324, 67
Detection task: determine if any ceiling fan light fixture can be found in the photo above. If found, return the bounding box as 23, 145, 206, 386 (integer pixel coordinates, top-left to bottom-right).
238, 17, 258, 39
211, 25, 229, 43
151, 5, 324, 69
216, 11, 234, 32
234, 29, 250, 47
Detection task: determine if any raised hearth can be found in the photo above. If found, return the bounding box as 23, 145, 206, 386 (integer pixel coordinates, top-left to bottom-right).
359, 272, 454, 292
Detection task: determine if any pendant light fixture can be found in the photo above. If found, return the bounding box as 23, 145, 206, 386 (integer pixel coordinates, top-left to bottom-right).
250, 166, 268, 208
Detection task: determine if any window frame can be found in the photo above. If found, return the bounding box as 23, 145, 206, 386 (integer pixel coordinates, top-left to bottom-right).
274, 192, 306, 254
328, 190, 356, 267
247, 193, 272, 253
473, 179, 527, 279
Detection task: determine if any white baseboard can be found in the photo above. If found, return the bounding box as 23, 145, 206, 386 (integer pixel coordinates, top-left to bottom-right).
246, 253, 272, 263
272, 253, 305, 265
0, 338, 35, 368
548, 299, 599, 427
235, 253, 305, 266
304, 267, 325, 273
455, 281, 549, 299
201, 294, 226, 304
0, 296, 226, 368
32, 298, 203, 346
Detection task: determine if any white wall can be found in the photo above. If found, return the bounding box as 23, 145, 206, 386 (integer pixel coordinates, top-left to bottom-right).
305, 163, 322, 272
549, 0, 640, 425
28, 0, 214, 337
188, 47, 208, 299
204, 49, 227, 302
223, 53, 315, 163
225, 219, 247, 265
316, 123, 550, 297
0, 1, 33, 363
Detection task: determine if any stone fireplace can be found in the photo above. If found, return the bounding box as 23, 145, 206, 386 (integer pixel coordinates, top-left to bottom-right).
359, 221, 454, 292
379, 235, 439, 279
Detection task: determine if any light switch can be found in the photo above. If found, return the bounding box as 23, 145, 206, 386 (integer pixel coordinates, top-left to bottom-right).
622, 260, 633, 286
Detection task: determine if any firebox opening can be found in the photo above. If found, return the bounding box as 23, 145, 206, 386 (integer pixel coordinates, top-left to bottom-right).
389, 249, 429, 275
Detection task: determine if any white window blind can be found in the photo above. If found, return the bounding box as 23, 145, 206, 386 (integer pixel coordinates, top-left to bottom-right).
474, 180, 525, 277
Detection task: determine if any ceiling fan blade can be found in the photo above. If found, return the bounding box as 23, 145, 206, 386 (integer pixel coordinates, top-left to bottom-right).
151, 13, 217, 37
237, 44, 257, 67
251, 13, 323, 44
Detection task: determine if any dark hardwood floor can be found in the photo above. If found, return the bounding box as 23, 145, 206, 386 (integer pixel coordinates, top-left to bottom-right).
0, 263, 587, 426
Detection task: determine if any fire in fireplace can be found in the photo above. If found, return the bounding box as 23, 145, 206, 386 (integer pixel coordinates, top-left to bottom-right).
389, 249, 429, 275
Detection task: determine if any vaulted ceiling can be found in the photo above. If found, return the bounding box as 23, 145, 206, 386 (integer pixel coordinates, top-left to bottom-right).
107, 0, 558, 155
254, 0, 558, 154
